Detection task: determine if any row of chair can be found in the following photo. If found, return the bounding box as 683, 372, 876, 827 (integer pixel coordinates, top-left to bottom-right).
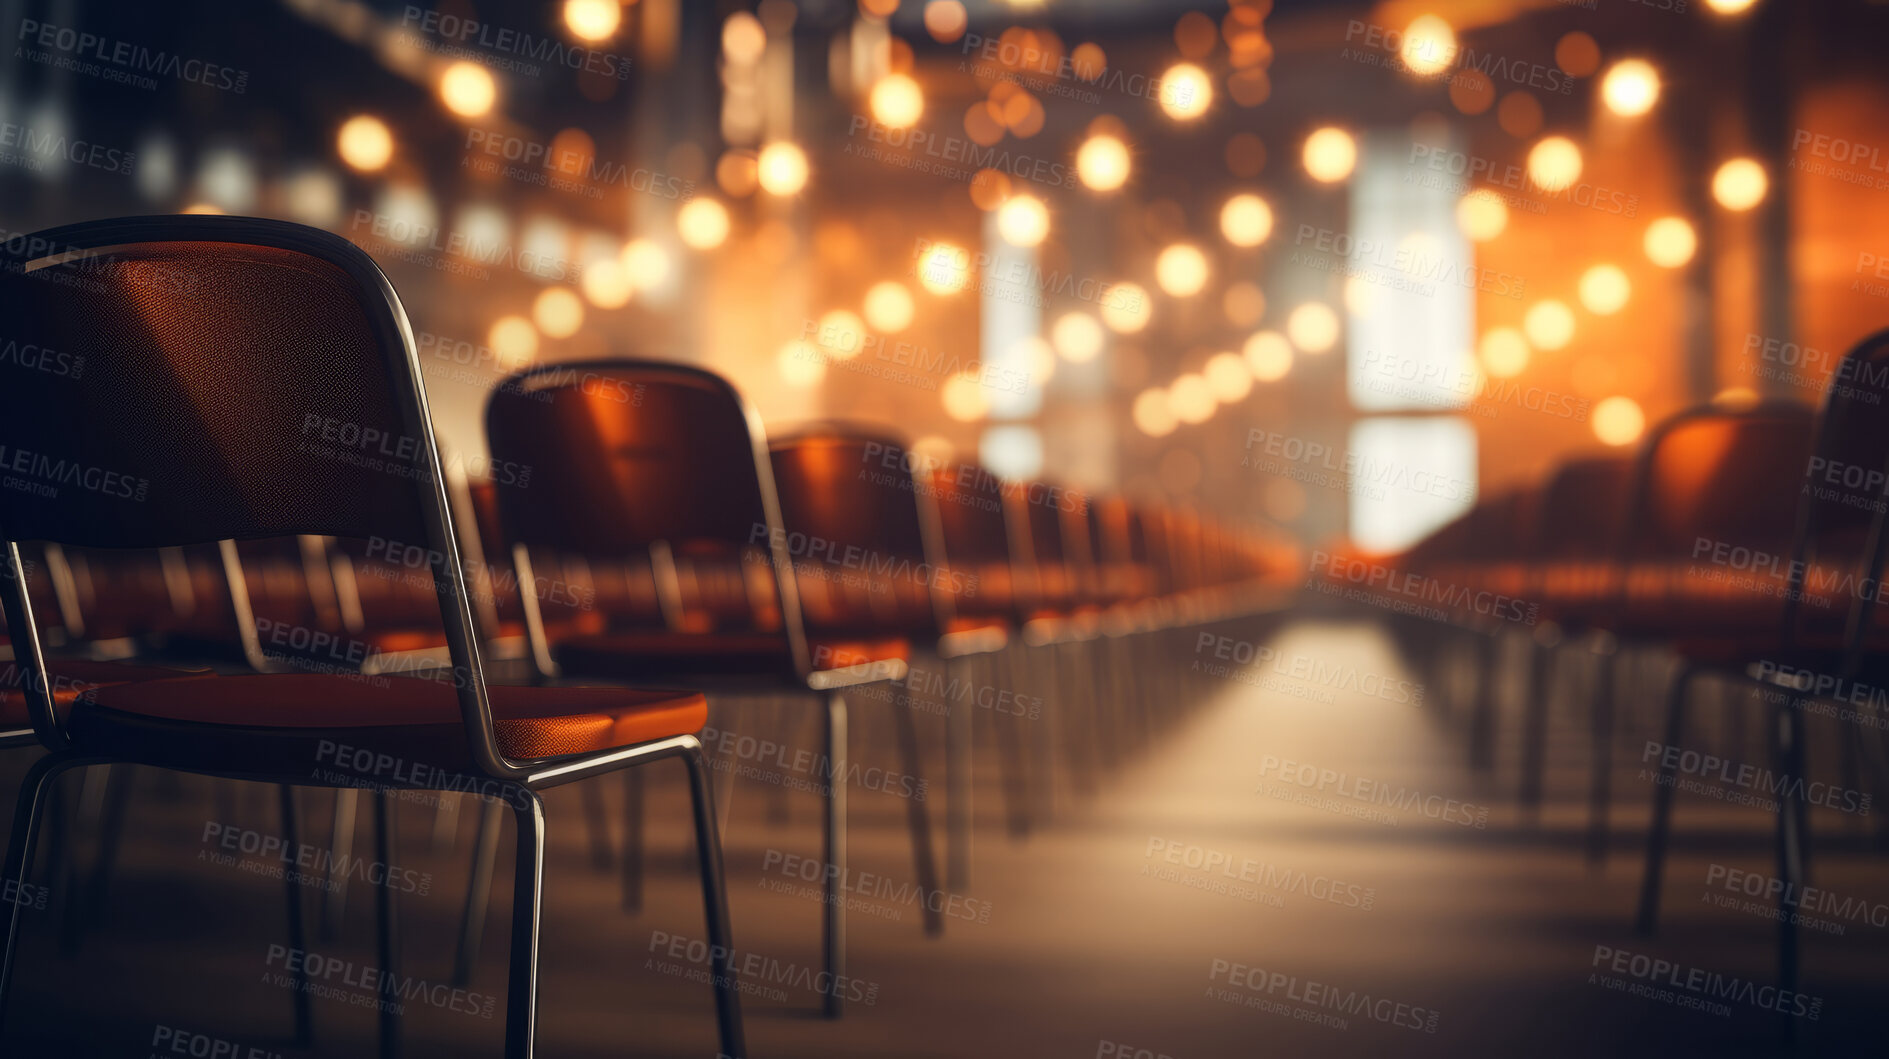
0, 215, 1294, 1056
1328, 329, 1889, 1038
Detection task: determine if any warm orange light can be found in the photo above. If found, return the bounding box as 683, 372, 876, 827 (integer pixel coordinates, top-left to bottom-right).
1205, 351, 1253, 402
1100, 282, 1151, 333
1302, 127, 1357, 183
1592, 396, 1646, 446
1158, 63, 1213, 120
1644, 217, 1697, 268
757, 142, 809, 196
778, 340, 826, 387
1456, 189, 1508, 242
337, 115, 393, 172
1527, 136, 1582, 191
1578, 264, 1631, 315
1478, 327, 1530, 378
1133, 388, 1178, 437
923, 1, 969, 43
1524, 300, 1575, 351
1712, 158, 1767, 210
1399, 15, 1456, 78
942, 372, 991, 421
1243, 331, 1293, 381
1051, 312, 1106, 363
870, 74, 925, 128
532, 288, 585, 338
1077, 134, 1131, 191
918, 242, 972, 295
1155, 244, 1210, 297
1703, 0, 1757, 14
997, 194, 1050, 247
1286, 303, 1339, 354
677, 198, 731, 250
1601, 60, 1660, 117
1219, 194, 1273, 247
722, 13, 767, 64
439, 62, 497, 118
489, 316, 538, 370
864, 281, 915, 333
564, 0, 621, 41
815, 310, 868, 359
621, 239, 671, 290
1167, 373, 1216, 424
580, 260, 634, 309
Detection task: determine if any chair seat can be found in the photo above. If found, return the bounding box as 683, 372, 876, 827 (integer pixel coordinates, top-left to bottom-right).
1, 659, 211, 726
68, 673, 706, 772
553, 630, 908, 680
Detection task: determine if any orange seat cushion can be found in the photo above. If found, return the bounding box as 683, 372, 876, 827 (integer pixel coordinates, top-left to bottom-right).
75, 673, 705, 760
553, 630, 907, 679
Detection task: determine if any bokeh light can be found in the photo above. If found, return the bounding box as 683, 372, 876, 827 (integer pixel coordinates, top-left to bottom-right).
1578, 264, 1632, 315
1592, 396, 1647, 446
1523, 300, 1576, 351
1601, 60, 1660, 117
1244, 331, 1293, 381
1155, 244, 1210, 297
1302, 127, 1357, 183
1077, 134, 1131, 191
864, 281, 916, 333
1219, 194, 1274, 247
1051, 312, 1106, 362
337, 115, 393, 172
1286, 302, 1340, 353
1643, 216, 1698, 268
1712, 158, 1768, 210
757, 141, 809, 195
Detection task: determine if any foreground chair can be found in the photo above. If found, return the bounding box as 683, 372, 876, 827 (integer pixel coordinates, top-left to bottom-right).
486, 359, 907, 1018
0, 216, 744, 1058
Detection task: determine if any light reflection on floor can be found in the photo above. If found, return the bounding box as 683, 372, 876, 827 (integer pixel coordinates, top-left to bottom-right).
0, 618, 1880, 1057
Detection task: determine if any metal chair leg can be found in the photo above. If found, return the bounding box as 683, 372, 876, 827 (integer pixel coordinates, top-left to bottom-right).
621, 768, 645, 913
945, 656, 974, 890
1773, 697, 1806, 1036
0, 755, 83, 1040
994, 651, 1033, 838
1587, 646, 1618, 865
821, 691, 849, 1019
454, 795, 505, 986
890, 690, 944, 937
278, 784, 314, 1046
321, 787, 359, 940
1468, 632, 1500, 771
1634, 663, 1698, 935
373, 792, 401, 1059
681, 744, 747, 1058
505, 788, 544, 1059
1519, 644, 1554, 816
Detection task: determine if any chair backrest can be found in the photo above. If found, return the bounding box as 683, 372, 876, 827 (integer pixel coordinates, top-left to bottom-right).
1794, 330, 1889, 664
0, 216, 502, 771
1625, 402, 1815, 559
769, 427, 951, 637
484, 359, 809, 674
929, 462, 1022, 621
1533, 456, 1634, 560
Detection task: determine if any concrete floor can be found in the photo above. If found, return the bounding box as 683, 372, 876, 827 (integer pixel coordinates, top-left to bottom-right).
0, 617, 1882, 1057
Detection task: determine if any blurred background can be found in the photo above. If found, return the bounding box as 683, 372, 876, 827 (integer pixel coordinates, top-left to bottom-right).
6, 0, 1884, 557
6, 2, 1889, 1057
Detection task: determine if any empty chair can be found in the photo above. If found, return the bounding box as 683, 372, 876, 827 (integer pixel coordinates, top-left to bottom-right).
0, 216, 743, 1058
485, 358, 906, 1018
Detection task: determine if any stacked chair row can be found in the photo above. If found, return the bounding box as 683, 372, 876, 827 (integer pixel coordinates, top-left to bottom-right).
1324, 329, 1889, 1038
0, 215, 1293, 1057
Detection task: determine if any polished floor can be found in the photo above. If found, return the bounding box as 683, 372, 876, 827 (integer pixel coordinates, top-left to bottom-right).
1, 618, 1883, 1057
